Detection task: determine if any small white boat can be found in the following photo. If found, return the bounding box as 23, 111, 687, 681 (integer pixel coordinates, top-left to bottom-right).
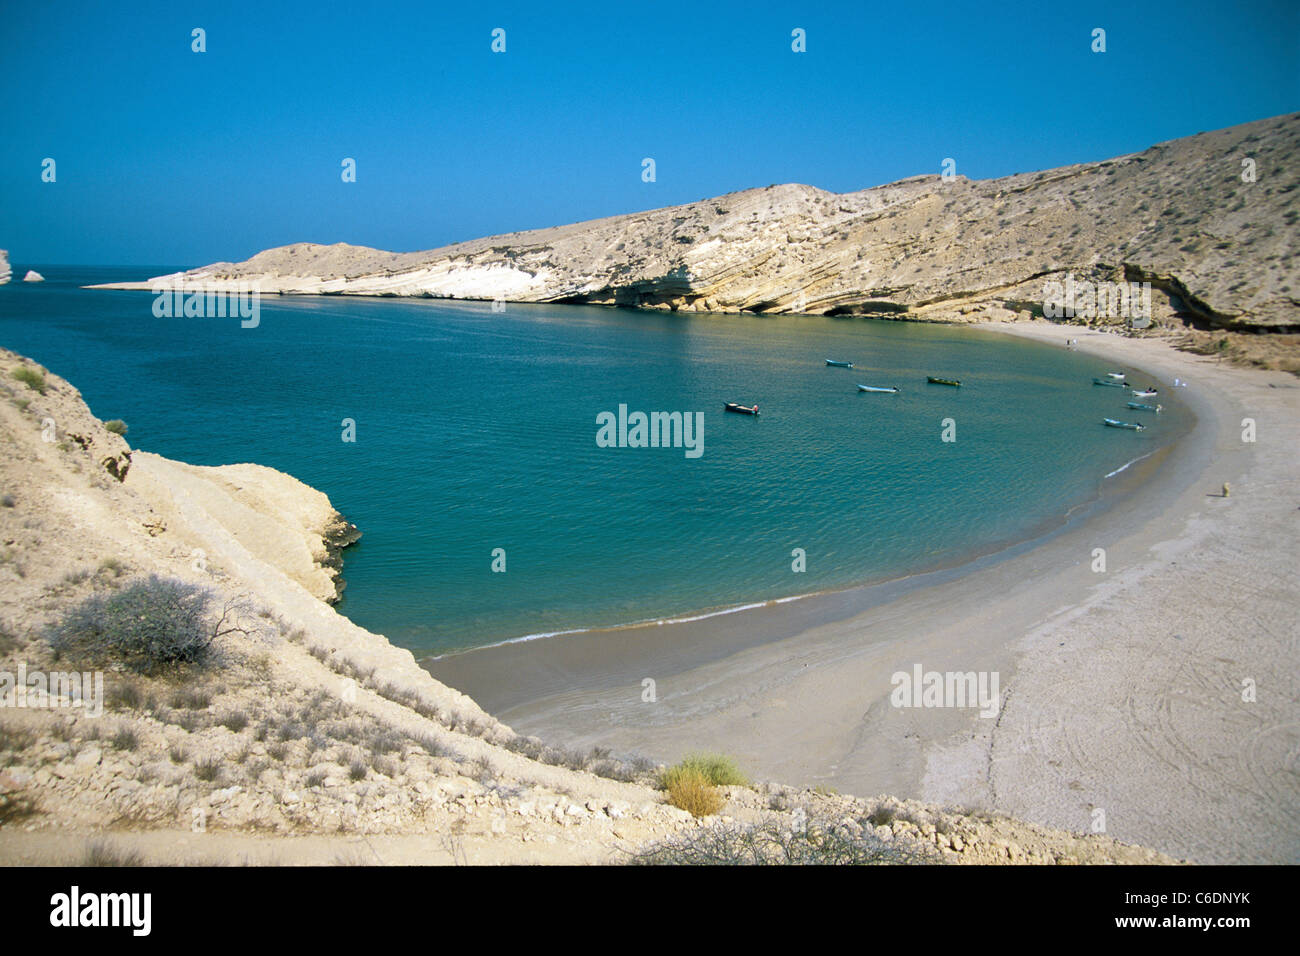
1131, 388, 1158, 398
1107, 371, 1126, 380
857, 384, 900, 394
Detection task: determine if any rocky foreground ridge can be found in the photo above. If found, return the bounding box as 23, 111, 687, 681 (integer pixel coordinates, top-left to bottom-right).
95, 113, 1298, 334
0, 350, 1180, 864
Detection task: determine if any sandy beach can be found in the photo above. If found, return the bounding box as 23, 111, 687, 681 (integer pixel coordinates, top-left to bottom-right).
428, 322, 1300, 865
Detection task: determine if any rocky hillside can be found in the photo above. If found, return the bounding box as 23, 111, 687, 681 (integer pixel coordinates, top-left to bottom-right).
94, 113, 1299, 333
0, 250, 10, 285
0, 350, 1180, 864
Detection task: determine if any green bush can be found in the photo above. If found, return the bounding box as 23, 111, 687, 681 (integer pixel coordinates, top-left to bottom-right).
103, 419, 128, 436
10, 366, 46, 394
47, 574, 241, 674
659, 753, 749, 789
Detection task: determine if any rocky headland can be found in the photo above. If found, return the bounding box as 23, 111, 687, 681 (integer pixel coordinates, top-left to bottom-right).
91, 113, 1299, 369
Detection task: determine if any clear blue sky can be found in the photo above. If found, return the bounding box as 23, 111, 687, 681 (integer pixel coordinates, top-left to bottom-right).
1, 0, 1295, 266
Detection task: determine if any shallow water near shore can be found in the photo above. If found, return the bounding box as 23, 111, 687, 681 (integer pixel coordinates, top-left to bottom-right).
0, 267, 1192, 656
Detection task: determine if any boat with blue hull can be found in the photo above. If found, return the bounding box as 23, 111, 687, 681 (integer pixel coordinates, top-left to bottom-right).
1104, 418, 1144, 431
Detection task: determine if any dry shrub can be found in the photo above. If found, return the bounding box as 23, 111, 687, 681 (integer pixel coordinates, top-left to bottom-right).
664, 767, 724, 818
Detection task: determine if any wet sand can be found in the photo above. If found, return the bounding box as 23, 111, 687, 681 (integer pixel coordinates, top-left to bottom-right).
427, 323, 1300, 864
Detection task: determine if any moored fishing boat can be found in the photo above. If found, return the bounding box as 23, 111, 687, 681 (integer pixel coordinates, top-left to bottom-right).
1104, 418, 1144, 431
1107, 371, 1126, 380
1127, 401, 1162, 413
826, 359, 854, 368
926, 376, 961, 387
1093, 377, 1126, 387
857, 384, 900, 393
1131, 388, 1158, 398
724, 402, 760, 415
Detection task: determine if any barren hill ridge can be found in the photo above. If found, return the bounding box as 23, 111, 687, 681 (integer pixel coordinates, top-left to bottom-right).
96, 113, 1299, 332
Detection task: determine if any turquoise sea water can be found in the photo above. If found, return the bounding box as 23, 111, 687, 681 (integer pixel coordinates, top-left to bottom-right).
0, 266, 1191, 657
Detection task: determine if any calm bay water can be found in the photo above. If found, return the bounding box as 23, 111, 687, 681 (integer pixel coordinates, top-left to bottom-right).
0, 266, 1191, 656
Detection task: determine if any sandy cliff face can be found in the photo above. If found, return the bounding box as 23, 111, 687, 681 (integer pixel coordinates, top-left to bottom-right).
125, 457, 360, 605
98, 113, 1299, 332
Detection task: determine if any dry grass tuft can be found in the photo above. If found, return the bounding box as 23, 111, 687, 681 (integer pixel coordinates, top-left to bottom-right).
662, 767, 725, 818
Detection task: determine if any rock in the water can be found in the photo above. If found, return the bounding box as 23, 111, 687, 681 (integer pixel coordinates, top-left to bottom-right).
22, 270, 44, 282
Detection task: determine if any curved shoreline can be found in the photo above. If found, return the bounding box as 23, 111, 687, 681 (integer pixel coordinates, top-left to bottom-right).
425, 442, 1175, 712
425, 438, 1177, 667
0, 342, 1193, 867
420, 349, 1192, 667
424, 326, 1193, 710
425, 322, 1300, 864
